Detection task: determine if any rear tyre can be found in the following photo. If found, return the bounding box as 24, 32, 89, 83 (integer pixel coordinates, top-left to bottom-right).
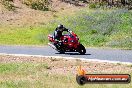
78, 44, 86, 55
58, 50, 65, 54
56, 44, 65, 54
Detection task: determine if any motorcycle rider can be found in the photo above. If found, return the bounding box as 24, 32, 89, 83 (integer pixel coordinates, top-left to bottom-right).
53, 24, 69, 49
53, 24, 69, 41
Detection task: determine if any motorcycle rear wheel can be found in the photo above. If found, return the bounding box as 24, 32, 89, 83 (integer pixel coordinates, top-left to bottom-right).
56, 44, 65, 54
58, 50, 65, 54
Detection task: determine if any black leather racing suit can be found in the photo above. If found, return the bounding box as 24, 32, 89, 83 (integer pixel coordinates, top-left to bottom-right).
53, 27, 68, 41
53, 27, 68, 50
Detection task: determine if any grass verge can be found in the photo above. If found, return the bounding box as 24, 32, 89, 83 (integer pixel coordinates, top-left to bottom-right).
0, 55, 132, 88
0, 8, 132, 49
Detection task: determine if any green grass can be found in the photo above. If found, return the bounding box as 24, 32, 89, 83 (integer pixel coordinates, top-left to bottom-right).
0, 26, 50, 45
0, 8, 132, 49
0, 62, 132, 88
48, 9, 132, 49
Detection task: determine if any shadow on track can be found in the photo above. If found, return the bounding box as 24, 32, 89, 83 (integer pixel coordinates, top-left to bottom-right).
55, 52, 91, 55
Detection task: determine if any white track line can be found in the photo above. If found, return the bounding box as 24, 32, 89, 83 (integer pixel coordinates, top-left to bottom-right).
0, 53, 132, 65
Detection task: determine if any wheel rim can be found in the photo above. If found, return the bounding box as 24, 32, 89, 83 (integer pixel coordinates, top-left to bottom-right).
79, 48, 86, 54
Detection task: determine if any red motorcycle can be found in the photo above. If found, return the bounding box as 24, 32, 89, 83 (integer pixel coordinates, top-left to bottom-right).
48, 30, 86, 54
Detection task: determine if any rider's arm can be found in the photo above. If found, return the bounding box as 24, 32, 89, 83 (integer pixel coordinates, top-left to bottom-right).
63, 28, 71, 32
63, 27, 67, 31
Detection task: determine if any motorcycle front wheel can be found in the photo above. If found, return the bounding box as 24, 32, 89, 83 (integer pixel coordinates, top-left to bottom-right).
78, 44, 86, 55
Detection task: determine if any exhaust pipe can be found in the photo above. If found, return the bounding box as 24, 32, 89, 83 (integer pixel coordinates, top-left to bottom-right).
48, 43, 57, 50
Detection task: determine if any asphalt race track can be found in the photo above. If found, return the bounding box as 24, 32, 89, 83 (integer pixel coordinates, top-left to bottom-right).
0, 45, 132, 63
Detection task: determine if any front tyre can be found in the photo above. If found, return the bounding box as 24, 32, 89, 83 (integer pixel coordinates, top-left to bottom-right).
78, 44, 86, 55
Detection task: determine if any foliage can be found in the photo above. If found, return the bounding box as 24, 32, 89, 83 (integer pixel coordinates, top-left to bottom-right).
23, 0, 51, 11
89, 3, 97, 8
60, 0, 88, 6
1, 0, 15, 11
0, 8, 131, 49
88, 0, 132, 9
47, 9, 132, 49
2, 0, 13, 1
